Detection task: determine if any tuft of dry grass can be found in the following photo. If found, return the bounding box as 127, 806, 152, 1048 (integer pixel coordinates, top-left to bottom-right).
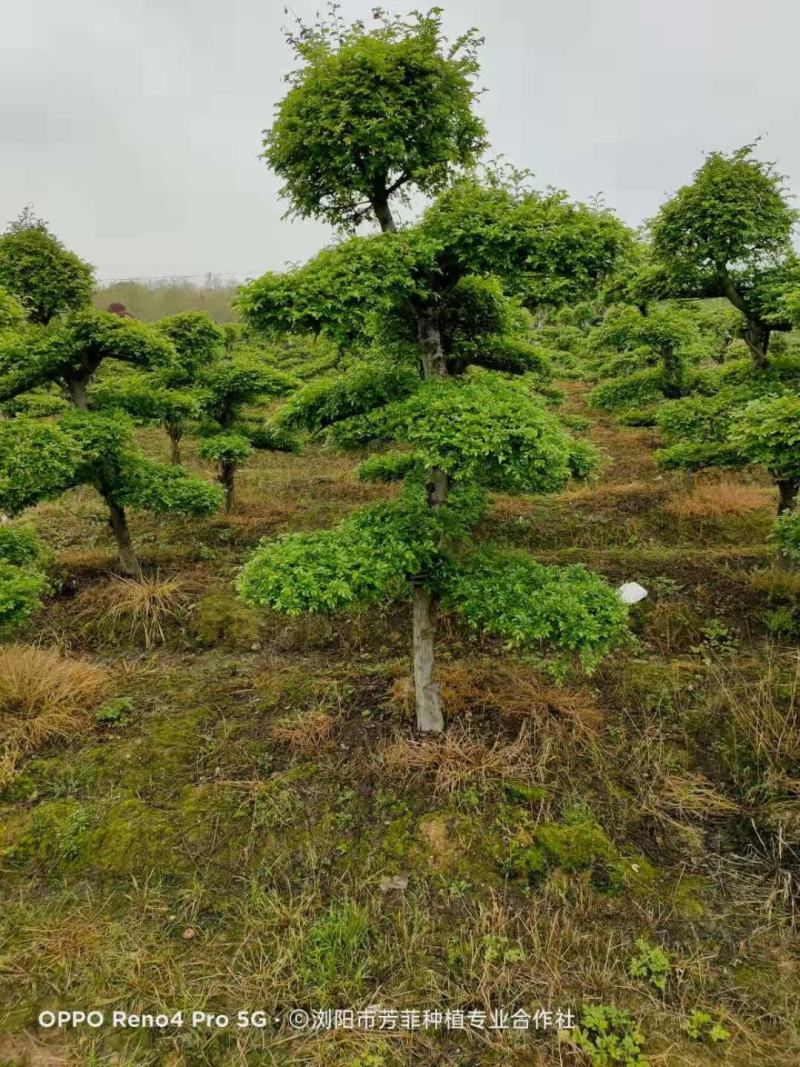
387, 661, 603, 731
665, 476, 771, 519
0, 644, 109, 786
269, 708, 336, 753
75, 574, 192, 649
377, 723, 535, 795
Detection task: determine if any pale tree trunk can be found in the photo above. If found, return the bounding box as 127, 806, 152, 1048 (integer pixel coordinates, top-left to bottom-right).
412, 584, 444, 732
372, 188, 449, 733
105, 497, 141, 577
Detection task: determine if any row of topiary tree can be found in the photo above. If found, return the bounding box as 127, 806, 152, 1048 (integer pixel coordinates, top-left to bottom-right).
2, 5, 798, 732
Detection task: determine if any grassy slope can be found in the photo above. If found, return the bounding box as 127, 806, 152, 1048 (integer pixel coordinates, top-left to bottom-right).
1, 385, 798, 1066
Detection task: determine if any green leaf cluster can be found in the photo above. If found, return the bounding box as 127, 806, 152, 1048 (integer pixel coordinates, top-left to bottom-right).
0, 211, 94, 325
264, 7, 486, 228
772, 510, 800, 562
0, 526, 48, 636
728, 394, 800, 484
441, 548, 628, 669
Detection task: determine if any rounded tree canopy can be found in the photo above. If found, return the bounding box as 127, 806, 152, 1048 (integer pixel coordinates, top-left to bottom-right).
156, 311, 225, 382
264, 7, 487, 228
0, 209, 94, 325
728, 393, 800, 483
649, 145, 798, 292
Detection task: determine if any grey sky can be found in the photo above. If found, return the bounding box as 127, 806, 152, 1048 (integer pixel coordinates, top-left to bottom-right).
3, 0, 798, 282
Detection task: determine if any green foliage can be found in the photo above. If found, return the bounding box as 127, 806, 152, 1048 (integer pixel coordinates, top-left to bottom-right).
441, 548, 628, 668
0, 310, 177, 406
628, 938, 670, 992
0, 419, 83, 514
650, 146, 797, 293
589, 368, 666, 412
0, 209, 94, 325
301, 900, 371, 995
277, 360, 419, 432
648, 145, 799, 347
0, 525, 43, 567
0, 287, 25, 332
247, 420, 300, 454
356, 451, 420, 483
117, 456, 222, 516
400, 376, 587, 492
95, 696, 134, 725
574, 1006, 648, 1066
773, 510, 800, 561
727, 394, 800, 485
418, 176, 631, 309
264, 7, 486, 228
156, 310, 225, 381
197, 432, 253, 465
198, 354, 296, 426
238, 232, 421, 351
239, 483, 485, 615
683, 1010, 730, 1045
0, 526, 47, 636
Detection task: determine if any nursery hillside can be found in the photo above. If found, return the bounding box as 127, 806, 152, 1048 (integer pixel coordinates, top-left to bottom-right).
0, 378, 798, 1066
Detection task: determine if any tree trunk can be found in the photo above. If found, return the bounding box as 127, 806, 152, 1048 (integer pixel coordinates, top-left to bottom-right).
777, 479, 798, 515
373, 198, 397, 234
372, 187, 448, 732
719, 274, 770, 370
219, 459, 236, 515
661, 347, 684, 399
412, 583, 444, 732
167, 425, 182, 465
743, 319, 770, 370
105, 498, 141, 577
66, 376, 90, 410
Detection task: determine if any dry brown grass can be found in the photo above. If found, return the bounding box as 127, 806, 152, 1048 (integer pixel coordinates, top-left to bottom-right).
269, 708, 336, 753
377, 723, 535, 795
665, 476, 772, 519
0, 645, 109, 786
74, 574, 192, 649
387, 661, 603, 731
708, 656, 800, 799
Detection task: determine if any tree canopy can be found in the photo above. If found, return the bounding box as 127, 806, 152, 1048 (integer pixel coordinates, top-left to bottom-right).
649, 145, 800, 366
0, 209, 94, 325
263, 6, 487, 230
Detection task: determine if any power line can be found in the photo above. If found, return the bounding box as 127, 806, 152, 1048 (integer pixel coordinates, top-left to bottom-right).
96, 270, 264, 285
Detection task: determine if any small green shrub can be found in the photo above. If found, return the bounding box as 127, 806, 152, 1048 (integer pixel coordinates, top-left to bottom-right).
684, 1009, 731, 1045
574, 1005, 648, 1065
628, 938, 669, 992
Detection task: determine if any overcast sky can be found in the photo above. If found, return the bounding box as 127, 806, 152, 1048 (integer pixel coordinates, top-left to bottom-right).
3, 0, 799, 283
